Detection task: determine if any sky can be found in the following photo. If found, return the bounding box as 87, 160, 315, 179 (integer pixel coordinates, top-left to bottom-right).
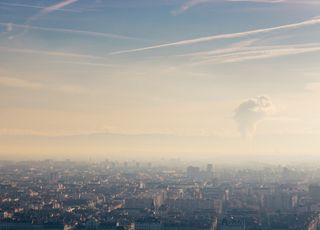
0, 0, 320, 161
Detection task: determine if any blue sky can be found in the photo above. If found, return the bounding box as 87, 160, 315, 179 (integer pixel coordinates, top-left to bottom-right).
0, 0, 320, 161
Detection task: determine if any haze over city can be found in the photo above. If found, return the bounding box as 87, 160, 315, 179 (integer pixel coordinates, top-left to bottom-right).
1, 0, 320, 161
3, 2, 320, 229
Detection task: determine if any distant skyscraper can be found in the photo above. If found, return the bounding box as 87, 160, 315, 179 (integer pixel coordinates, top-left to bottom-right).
207, 164, 213, 173
309, 185, 320, 201
186, 166, 200, 180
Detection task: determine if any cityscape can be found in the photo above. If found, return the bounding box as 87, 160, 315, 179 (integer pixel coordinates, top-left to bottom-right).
1, 0, 320, 229
1, 160, 320, 229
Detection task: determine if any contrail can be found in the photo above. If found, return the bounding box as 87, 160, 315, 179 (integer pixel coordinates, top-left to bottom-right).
192, 43, 320, 64
6, 0, 79, 40
42, 0, 79, 13
0, 46, 105, 60
172, 0, 211, 16
110, 17, 320, 55
0, 2, 80, 12
174, 0, 317, 16
0, 23, 149, 42
28, 0, 79, 22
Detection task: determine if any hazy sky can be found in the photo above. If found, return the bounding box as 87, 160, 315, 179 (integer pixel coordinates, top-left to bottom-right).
0, 0, 320, 160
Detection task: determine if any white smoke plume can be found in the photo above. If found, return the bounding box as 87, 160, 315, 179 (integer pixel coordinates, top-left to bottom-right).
235, 95, 275, 138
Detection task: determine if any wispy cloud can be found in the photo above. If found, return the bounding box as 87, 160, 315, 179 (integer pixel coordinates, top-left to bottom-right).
173, 0, 318, 15
41, 0, 78, 14
0, 22, 149, 42
189, 43, 320, 64
57, 85, 90, 94
229, 0, 320, 3
110, 17, 320, 55
0, 75, 92, 95
173, 0, 285, 15
305, 82, 320, 92
0, 127, 231, 138
27, 0, 79, 22
0, 128, 104, 137
172, 0, 211, 16
179, 39, 258, 57
0, 2, 80, 12
0, 46, 118, 73
200, 44, 320, 64
54, 61, 117, 68
0, 77, 43, 90
229, 0, 284, 2
0, 128, 49, 137
5, 0, 80, 40
0, 128, 115, 138
0, 46, 105, 60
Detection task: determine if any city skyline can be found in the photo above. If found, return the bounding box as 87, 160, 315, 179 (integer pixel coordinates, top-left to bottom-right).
1, 0, 320, 160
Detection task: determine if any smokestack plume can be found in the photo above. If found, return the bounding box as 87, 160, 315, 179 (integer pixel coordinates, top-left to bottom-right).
235, 95, 275, 138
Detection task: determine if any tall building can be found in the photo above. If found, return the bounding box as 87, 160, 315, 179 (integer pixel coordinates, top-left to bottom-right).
309, 185, 320, 201
207, 164, 213, 173
186, 166, 200, 180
